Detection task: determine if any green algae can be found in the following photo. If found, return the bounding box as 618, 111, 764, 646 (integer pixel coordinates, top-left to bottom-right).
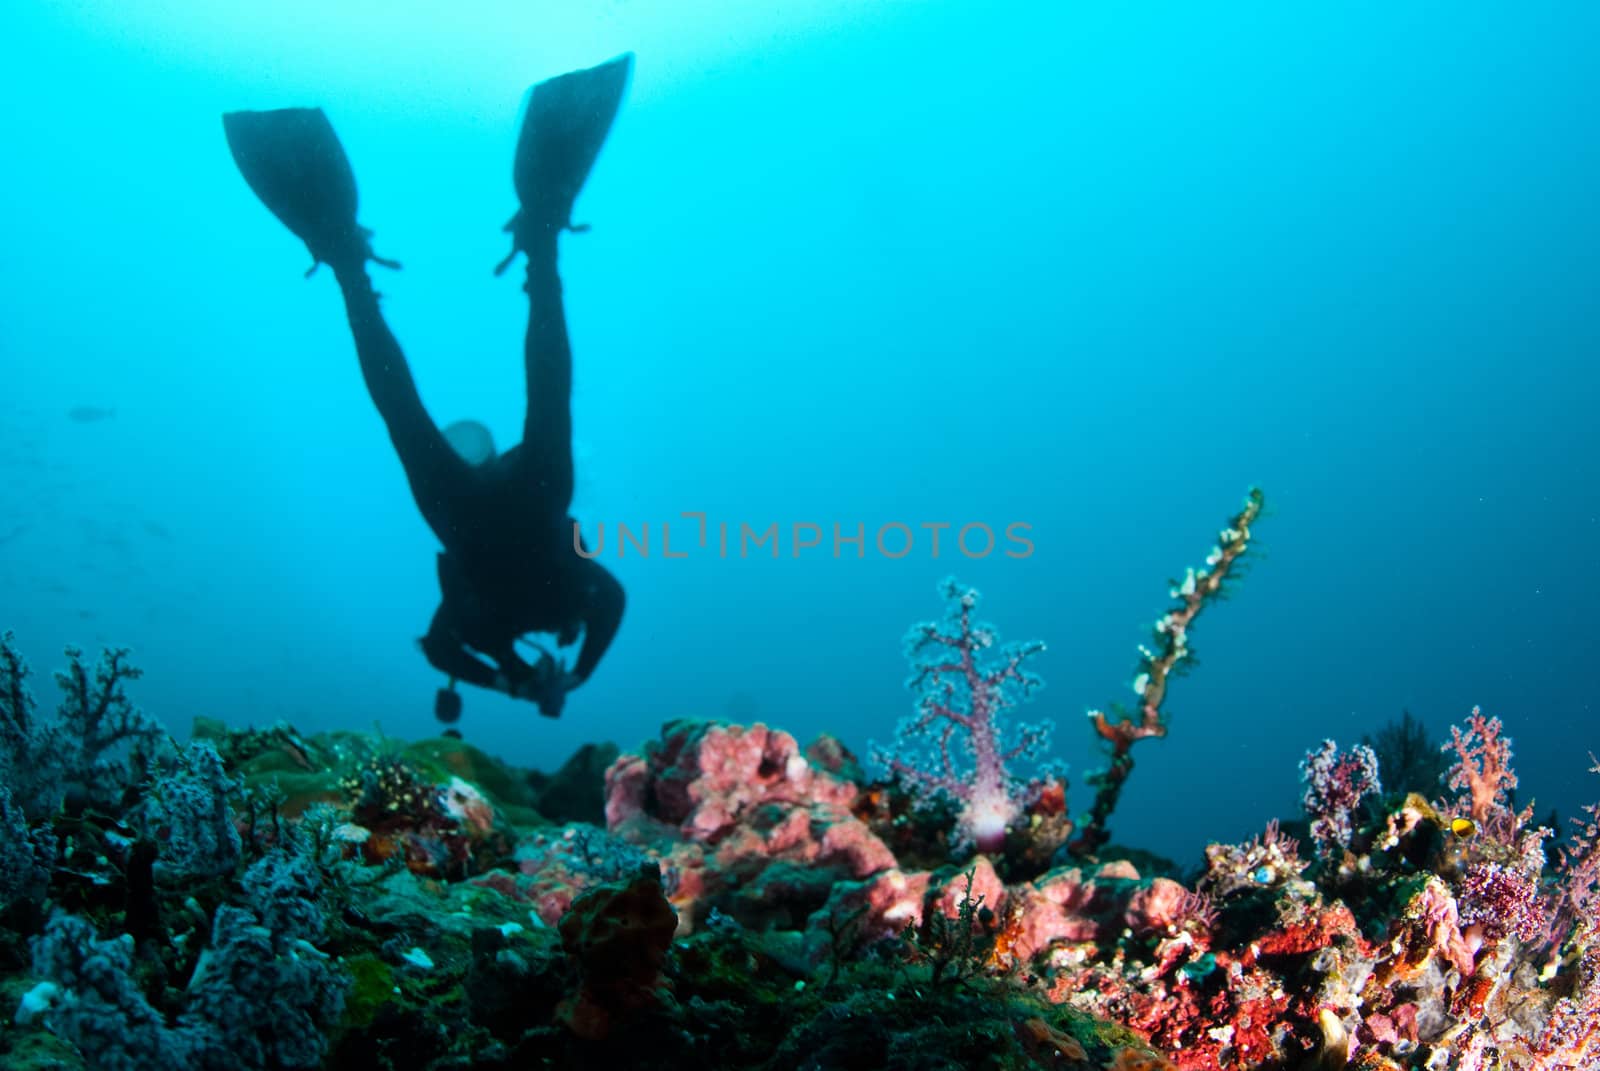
341, 954, 396, 1029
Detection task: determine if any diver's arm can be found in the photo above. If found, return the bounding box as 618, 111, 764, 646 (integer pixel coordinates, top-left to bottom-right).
571, 563, 625, 684
420, 608, 500, 689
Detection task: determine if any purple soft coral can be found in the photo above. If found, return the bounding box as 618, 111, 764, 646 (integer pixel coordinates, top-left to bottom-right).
1299, 739, 1381, 853
871, 578, 1053, 855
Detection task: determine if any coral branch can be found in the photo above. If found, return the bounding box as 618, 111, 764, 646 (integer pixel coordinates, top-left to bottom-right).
871, 578, 1052, 855
1442, 705, 1518, 825
1, 630, 37, 744
1300, 739, 1381, 854
0, 636, 164, 820
1070, 488, 1263, 858
1552, 754, 1600, 945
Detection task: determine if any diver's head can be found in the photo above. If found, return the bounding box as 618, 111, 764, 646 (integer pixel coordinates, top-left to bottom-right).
443, 420, 497, 467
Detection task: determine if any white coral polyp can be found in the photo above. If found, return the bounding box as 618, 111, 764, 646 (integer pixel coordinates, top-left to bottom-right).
964, 794, 1016, 853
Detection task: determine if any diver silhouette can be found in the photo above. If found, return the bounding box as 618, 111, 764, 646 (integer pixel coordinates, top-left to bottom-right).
222, 55, 631, 722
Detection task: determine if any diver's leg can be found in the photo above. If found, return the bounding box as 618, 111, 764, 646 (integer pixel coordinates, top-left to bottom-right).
333, 266, 472, 539
223, 107, 399, 275
504, 56, 633, 512
221, 107, 461, 530
519, 229, 576, 513
497, 54, 633, 266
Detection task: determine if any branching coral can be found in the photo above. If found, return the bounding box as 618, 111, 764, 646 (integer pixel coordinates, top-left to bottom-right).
27, 851, 346, 1071
870, 577, 1053, 855
0, 631, 165, 819
1552, 754, 1600, 938
1300, 739, 1381, 854
1362, 708, 1449, 799
1070, 488, 1264, 858
1441, 705, 1521, 829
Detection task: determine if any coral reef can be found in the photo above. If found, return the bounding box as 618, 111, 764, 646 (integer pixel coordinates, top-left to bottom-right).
4, 490, 1599, 1069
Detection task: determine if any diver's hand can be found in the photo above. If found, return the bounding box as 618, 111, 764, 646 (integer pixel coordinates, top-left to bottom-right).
527, 671, 581, 719
498, 656, 569, 717
497, 666, 542, 701
534, 687, 567, 719
492, 668, 536, 702
515, 669, 567, 719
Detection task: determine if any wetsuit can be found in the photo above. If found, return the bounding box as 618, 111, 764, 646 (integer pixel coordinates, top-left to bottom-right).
329, 226, 624, 710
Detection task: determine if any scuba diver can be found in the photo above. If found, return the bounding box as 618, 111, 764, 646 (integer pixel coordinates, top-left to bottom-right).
222, 55, 631, 723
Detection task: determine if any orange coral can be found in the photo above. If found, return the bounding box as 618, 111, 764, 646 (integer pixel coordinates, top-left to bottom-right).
1105, 1048, 1178, 1071
1015, 1017, 1087, 1062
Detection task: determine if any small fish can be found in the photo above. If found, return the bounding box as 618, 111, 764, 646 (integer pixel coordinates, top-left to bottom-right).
67, 406, 115, 423
1450, 816, 1477, 839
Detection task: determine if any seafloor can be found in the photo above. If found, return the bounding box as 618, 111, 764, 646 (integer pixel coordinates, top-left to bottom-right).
2, 492, 1596, 1071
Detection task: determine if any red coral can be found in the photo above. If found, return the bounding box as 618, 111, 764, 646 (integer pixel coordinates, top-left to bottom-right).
1248, 903, 1361, 961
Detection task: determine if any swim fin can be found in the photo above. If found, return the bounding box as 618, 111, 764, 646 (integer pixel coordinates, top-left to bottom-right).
222, 107, 399, 276
495, 53, 634, 275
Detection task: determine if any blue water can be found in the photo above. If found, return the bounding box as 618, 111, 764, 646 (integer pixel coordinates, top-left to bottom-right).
3, 3, 1596, 866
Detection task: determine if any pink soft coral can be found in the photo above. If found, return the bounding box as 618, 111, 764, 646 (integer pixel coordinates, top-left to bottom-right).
870, 578, 1053, 854
1442, 706, 1518, 825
